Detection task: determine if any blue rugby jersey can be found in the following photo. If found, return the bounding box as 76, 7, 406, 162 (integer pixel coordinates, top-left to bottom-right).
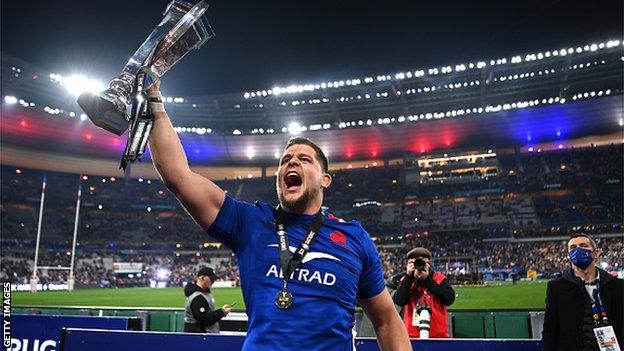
205, 195, 385, 351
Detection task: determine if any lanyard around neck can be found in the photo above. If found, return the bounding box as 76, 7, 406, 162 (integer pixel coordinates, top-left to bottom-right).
275, 206, 324, 281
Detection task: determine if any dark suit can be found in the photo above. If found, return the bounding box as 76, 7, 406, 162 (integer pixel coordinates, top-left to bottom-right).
542, 267, 623, 351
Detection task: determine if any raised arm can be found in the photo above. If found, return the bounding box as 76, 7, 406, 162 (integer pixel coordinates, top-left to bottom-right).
147, 81, 225, 229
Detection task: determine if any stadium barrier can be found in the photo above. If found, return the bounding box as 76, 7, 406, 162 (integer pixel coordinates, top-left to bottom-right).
60, 328, 543, 351
15, 306, 544, 339
11, 315, 140, 351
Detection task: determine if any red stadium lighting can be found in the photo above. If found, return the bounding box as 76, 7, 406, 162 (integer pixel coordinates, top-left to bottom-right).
85, 133, 92, 140
19, 120, 27, 128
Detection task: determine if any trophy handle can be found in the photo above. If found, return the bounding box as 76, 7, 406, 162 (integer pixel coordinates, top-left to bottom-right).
120, 67, 154, 170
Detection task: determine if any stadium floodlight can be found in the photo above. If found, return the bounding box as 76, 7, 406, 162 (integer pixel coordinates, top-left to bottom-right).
156, 268, 170, 280
246, 146, 255, 159
63, 74, 105, 97
4, 96, 18, 104
288, 122, 302, 135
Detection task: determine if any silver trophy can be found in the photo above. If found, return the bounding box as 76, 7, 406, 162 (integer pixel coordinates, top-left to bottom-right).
77, 0, 214, 169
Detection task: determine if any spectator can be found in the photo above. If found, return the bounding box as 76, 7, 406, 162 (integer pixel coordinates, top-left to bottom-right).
542, 234, 623, 351
184, 267, 232, 333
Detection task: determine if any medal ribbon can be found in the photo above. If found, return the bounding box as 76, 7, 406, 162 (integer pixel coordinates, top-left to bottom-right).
275, 206, 324, 283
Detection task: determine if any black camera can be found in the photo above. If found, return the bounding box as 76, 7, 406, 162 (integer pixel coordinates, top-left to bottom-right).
413, 258, 427, 270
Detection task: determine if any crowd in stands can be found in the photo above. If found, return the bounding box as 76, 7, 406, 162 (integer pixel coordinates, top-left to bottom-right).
379, 234, 623, 283
1, 144, 622, 287
1, 249, 238, 288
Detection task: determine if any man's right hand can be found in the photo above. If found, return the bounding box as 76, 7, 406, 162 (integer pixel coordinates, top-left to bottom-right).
406, 259, 415, 276
146, 77, 161, 95
221, 304, 232, 315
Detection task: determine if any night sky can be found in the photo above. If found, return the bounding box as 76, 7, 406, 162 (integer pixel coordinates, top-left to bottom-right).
1, 0, 622, 97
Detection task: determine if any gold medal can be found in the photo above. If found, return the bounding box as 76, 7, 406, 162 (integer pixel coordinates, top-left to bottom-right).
275, 289, 293, 309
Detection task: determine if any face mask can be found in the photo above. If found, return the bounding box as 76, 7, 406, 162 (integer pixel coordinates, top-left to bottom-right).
568, 247, 594, 269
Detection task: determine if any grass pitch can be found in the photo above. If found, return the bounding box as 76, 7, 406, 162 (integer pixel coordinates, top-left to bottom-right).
13, 281, 547, 310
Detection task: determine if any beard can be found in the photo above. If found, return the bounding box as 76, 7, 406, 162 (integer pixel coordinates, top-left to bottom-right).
277, 184, 318, 213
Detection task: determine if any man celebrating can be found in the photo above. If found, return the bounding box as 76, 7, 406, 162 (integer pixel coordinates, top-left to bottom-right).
542, 234, 623, 351
146, 81, 410, 351
393, 247, 455, 338
184, 267, 232, 333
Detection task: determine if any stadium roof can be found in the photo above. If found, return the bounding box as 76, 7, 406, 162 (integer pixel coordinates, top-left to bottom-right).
1, 0, 622, 96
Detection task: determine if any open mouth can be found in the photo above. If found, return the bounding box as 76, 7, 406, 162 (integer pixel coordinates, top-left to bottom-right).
284, 171, 303, 190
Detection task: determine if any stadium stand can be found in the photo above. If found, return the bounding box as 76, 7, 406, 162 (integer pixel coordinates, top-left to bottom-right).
2, 144, 622, 287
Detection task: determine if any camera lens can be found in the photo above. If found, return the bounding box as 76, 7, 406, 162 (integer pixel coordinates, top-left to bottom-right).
414, 258, 426, 270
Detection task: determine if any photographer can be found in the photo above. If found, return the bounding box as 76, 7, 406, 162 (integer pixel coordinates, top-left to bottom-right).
393, 247, 455, 338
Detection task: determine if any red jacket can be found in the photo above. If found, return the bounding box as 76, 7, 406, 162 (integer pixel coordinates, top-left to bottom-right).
399, 271, 451, 338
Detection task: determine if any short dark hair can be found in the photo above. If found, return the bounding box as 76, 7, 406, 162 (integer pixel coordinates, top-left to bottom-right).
568, 234, 596, 249
284, 137, 329, 172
